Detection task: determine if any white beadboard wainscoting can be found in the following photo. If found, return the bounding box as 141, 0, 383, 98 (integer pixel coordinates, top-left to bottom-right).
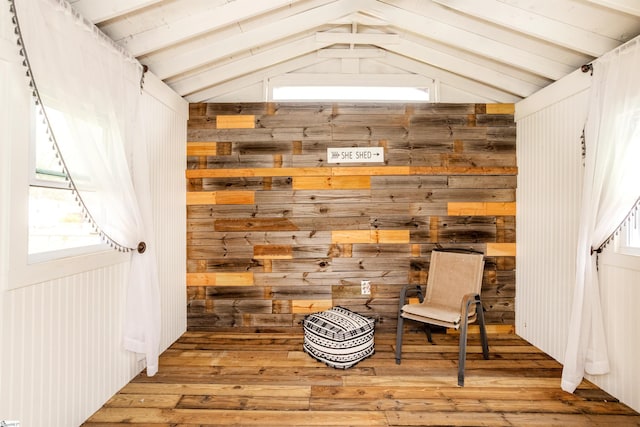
0, 6, 187, 423
515, 87, 588, 362
516, 71, 640, 412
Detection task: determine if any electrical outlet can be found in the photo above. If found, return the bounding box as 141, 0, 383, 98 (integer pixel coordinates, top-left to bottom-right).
360, 280, 371, 295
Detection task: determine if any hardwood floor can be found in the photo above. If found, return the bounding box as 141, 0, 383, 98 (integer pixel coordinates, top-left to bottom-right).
83, 330, 640, 426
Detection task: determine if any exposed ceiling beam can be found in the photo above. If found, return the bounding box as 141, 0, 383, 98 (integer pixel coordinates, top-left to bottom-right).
146, 0, 369, 80
171, 35, 332, 96
70, 0, 164, 24
186, 54, 323, 102
120, 0, 302, 57
584, 0, 640, 17
363, 1, 574, 80
317, 48, 386, 58
315, 32, 400, 45
328, 11, 390, 26
431, 0, 620, 56
381, 52, 521, 103
384, 38, 542, 97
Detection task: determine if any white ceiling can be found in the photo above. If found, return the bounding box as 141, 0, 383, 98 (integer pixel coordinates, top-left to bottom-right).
69, 0, 640, 103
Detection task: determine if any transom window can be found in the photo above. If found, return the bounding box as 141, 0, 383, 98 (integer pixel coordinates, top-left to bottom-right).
272, 86, 430, 102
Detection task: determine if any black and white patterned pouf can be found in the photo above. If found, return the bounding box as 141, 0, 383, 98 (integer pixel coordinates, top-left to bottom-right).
302, 306, 375, 369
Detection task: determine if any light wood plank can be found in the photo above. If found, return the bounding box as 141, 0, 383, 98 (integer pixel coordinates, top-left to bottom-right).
448, 202, 516, 216
120, 383, 311, 397
186, 272, 254, 286
486, 242, 517, 256
292, 299, 333, 314
187, 141, 217, 156
254, 245, 293, 259
331, 230, 410, 244
292, 176, 371, 190
186, 191, 255, 205
486, 104, 515, 115
86, 408, 387, 425
185, 166, 518, 179
216, 115, 255, 129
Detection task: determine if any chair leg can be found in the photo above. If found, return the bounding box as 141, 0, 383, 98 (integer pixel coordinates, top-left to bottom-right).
395, 315, 404, 365
423, 324, 433, 343
458, 313, 469, 387
476, 295, 489, 360
459, 296, 489, 386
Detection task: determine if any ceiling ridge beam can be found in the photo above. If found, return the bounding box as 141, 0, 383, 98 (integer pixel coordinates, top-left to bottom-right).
431, 0, 620, 56
147, 0, 369, 80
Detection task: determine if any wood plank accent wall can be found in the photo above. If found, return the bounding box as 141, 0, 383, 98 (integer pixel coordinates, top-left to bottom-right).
186, 103, 517, 332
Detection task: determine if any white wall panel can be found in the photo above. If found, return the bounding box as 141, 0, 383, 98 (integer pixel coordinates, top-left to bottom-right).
142, 77, 188, 349
515, 91, 587, 361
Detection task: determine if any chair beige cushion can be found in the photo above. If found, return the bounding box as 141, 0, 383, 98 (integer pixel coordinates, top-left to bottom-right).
401, 303, 461, 326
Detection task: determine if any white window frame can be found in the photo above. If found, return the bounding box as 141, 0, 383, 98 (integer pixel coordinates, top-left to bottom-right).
4, 46, 127, 291
27, 102, 109, 262
616, 211, 640, 257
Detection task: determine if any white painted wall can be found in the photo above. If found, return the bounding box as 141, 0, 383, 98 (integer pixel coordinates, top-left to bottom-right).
516, 70, 640, 412
0, 5, 187, 426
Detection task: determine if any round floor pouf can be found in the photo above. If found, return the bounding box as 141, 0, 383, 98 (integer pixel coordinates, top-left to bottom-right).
302, 306, 375, 369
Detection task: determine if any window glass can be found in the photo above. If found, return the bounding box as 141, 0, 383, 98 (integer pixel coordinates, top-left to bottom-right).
28, 104, 103, 257
617, 211, 640, 256
272, 86, 430, 102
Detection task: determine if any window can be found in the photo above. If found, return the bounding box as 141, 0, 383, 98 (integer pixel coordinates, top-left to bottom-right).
28, 103, 104, 260
617, 211, 640, 256
272, 86, 430, 102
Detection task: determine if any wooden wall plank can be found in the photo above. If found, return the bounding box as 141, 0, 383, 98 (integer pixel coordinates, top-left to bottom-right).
486, 243, 517, 256
486, 103, 515, 114
448, 202, 516, 216
254, 245, 293, 259
331, 230, 411, 244
292, 176, 371, 190
185, 166, 518, 179
186, 272, 254, 287
216, 115, 256, 129
186, 191, 255, 205
291, 300, 333, 314
187, 141, 217, 156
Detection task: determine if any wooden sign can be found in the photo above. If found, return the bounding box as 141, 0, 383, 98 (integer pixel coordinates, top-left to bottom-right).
327, 147, 384, 163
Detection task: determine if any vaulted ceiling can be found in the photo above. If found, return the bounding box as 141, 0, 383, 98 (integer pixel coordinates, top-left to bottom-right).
69, 0, 640, 103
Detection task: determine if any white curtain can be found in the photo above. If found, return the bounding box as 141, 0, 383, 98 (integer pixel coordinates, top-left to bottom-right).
14, 0, 161, 375
562, 37, 640, 392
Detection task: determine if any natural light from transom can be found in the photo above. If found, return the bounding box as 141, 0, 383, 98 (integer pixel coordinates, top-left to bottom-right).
273, 86, 430, 102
